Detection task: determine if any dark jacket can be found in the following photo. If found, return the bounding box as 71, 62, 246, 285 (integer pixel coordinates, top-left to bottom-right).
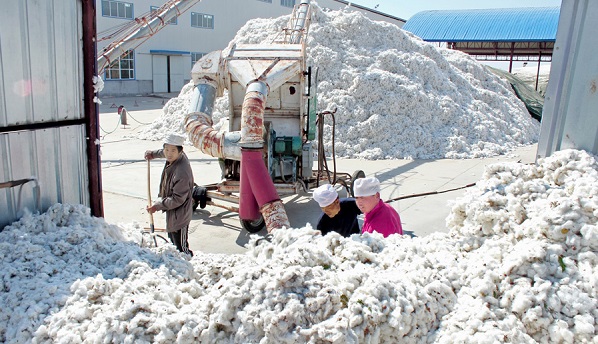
316, 198, 361, 237
150, 149, 194, 232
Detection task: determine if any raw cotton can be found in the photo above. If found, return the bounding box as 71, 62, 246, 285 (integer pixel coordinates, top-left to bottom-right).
136, 4, 539, 159
1, 149, 596, 343
513, 65, 552, 96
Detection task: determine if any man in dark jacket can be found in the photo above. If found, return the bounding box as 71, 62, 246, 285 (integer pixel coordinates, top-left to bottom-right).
145, 133, 194, 256
313, 184, 361, 237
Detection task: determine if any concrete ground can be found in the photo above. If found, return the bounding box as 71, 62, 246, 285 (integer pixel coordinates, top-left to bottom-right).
98, 94, 538, 255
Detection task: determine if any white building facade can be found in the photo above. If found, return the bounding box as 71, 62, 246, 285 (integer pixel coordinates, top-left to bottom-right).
96, 0, 405, 96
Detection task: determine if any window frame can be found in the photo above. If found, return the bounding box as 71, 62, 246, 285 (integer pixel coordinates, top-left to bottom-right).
191, 12, 215, 29
280, 0, 295, 8
101, 0, 134, 19
104, 50, 136, 80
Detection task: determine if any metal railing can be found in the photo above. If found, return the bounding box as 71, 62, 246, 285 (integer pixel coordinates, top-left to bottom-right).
0, 177, 41, 217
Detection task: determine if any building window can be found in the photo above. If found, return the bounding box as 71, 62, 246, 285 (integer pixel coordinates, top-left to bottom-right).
150, 6, 177, 24
281, 0, 295, 8
191, 13, 214, 29
105, 50, 135, 80
101, 0, 133, 19
191, 52, 207, 67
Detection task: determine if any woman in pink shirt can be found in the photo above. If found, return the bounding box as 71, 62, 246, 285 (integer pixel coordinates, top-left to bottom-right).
353, 177, 403, 237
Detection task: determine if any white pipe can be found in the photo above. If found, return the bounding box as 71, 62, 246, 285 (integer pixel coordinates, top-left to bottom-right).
290, 0, 311, 44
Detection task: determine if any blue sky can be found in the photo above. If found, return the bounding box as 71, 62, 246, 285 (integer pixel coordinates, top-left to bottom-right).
349, 0, 562, 20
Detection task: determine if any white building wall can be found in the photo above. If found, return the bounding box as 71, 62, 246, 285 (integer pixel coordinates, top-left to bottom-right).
96, 0, 405, 96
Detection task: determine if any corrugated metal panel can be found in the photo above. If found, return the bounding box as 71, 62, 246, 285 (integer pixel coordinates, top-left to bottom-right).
403, 7, 560, 42
0, 0, 90, 229
0, 127, 89, 228
0, 0, 82, 127
538, 0, 598, 158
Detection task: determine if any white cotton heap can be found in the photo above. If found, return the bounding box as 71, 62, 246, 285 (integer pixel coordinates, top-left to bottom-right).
135, 83, 229, 142
0, 149, 596, 343
513, 65, 551, 96
137, 4, 539, 160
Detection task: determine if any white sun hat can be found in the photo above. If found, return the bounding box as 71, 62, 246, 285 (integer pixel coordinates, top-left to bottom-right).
353, 177, 380, 197
313, 184, 339, 208
163, 133, 186, 146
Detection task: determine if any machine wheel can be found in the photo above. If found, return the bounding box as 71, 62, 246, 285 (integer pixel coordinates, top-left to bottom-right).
334, 178, 351, 198
240, 216, 266, 233
350, 170, 366, 197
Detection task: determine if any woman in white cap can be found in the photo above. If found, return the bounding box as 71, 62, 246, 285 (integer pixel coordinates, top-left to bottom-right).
353, 177, 403, 237
313, 184, 361, 237
145, 133, 194, 256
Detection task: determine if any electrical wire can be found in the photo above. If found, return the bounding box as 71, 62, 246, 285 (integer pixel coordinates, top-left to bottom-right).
99, 108, 154, 139
99, 116, 121, 136
126, 112, 154, 125
315, 108, 338, 185
384, 182, 477, 203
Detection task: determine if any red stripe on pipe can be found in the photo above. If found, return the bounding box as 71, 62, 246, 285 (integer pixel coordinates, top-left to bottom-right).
242, 149, 279, 205
239, 149, 260, 220
241, 149, 290, 230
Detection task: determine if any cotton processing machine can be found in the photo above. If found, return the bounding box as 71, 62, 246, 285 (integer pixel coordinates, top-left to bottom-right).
184, 0, 361, 233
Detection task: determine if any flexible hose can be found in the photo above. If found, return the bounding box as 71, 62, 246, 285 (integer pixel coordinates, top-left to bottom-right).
316, 108, 337, 185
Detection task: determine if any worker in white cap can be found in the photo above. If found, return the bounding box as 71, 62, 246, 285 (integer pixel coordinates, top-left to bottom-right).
353, 177, 403, 237
144, 133, 195, 256
312, 184, 361, 237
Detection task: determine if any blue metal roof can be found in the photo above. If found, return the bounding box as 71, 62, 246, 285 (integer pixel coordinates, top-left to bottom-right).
403, 7, 560, 42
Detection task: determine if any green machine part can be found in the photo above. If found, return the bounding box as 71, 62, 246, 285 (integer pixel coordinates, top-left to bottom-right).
307, 67, 318, 141
274, 136, 303, 156
307, 95, 317, 141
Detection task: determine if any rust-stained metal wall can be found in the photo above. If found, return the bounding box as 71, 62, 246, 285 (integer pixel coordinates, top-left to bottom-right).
0, 0, 102, 229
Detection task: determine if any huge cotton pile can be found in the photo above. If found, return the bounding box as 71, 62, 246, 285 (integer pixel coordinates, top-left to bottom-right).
137, 4, 539, 159
513, 65, 552, 96
1, 149, 596, 343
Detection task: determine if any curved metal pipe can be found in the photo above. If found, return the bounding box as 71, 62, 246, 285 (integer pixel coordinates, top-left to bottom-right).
239, 82, 268, 148
240, 149, 290, 231
238, 81, 290, 232
184, 79, 290, 232
260, 200, 289, 232
239, 152, 261, 221
185, 79, 290, 231
185, 81, 241, 160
